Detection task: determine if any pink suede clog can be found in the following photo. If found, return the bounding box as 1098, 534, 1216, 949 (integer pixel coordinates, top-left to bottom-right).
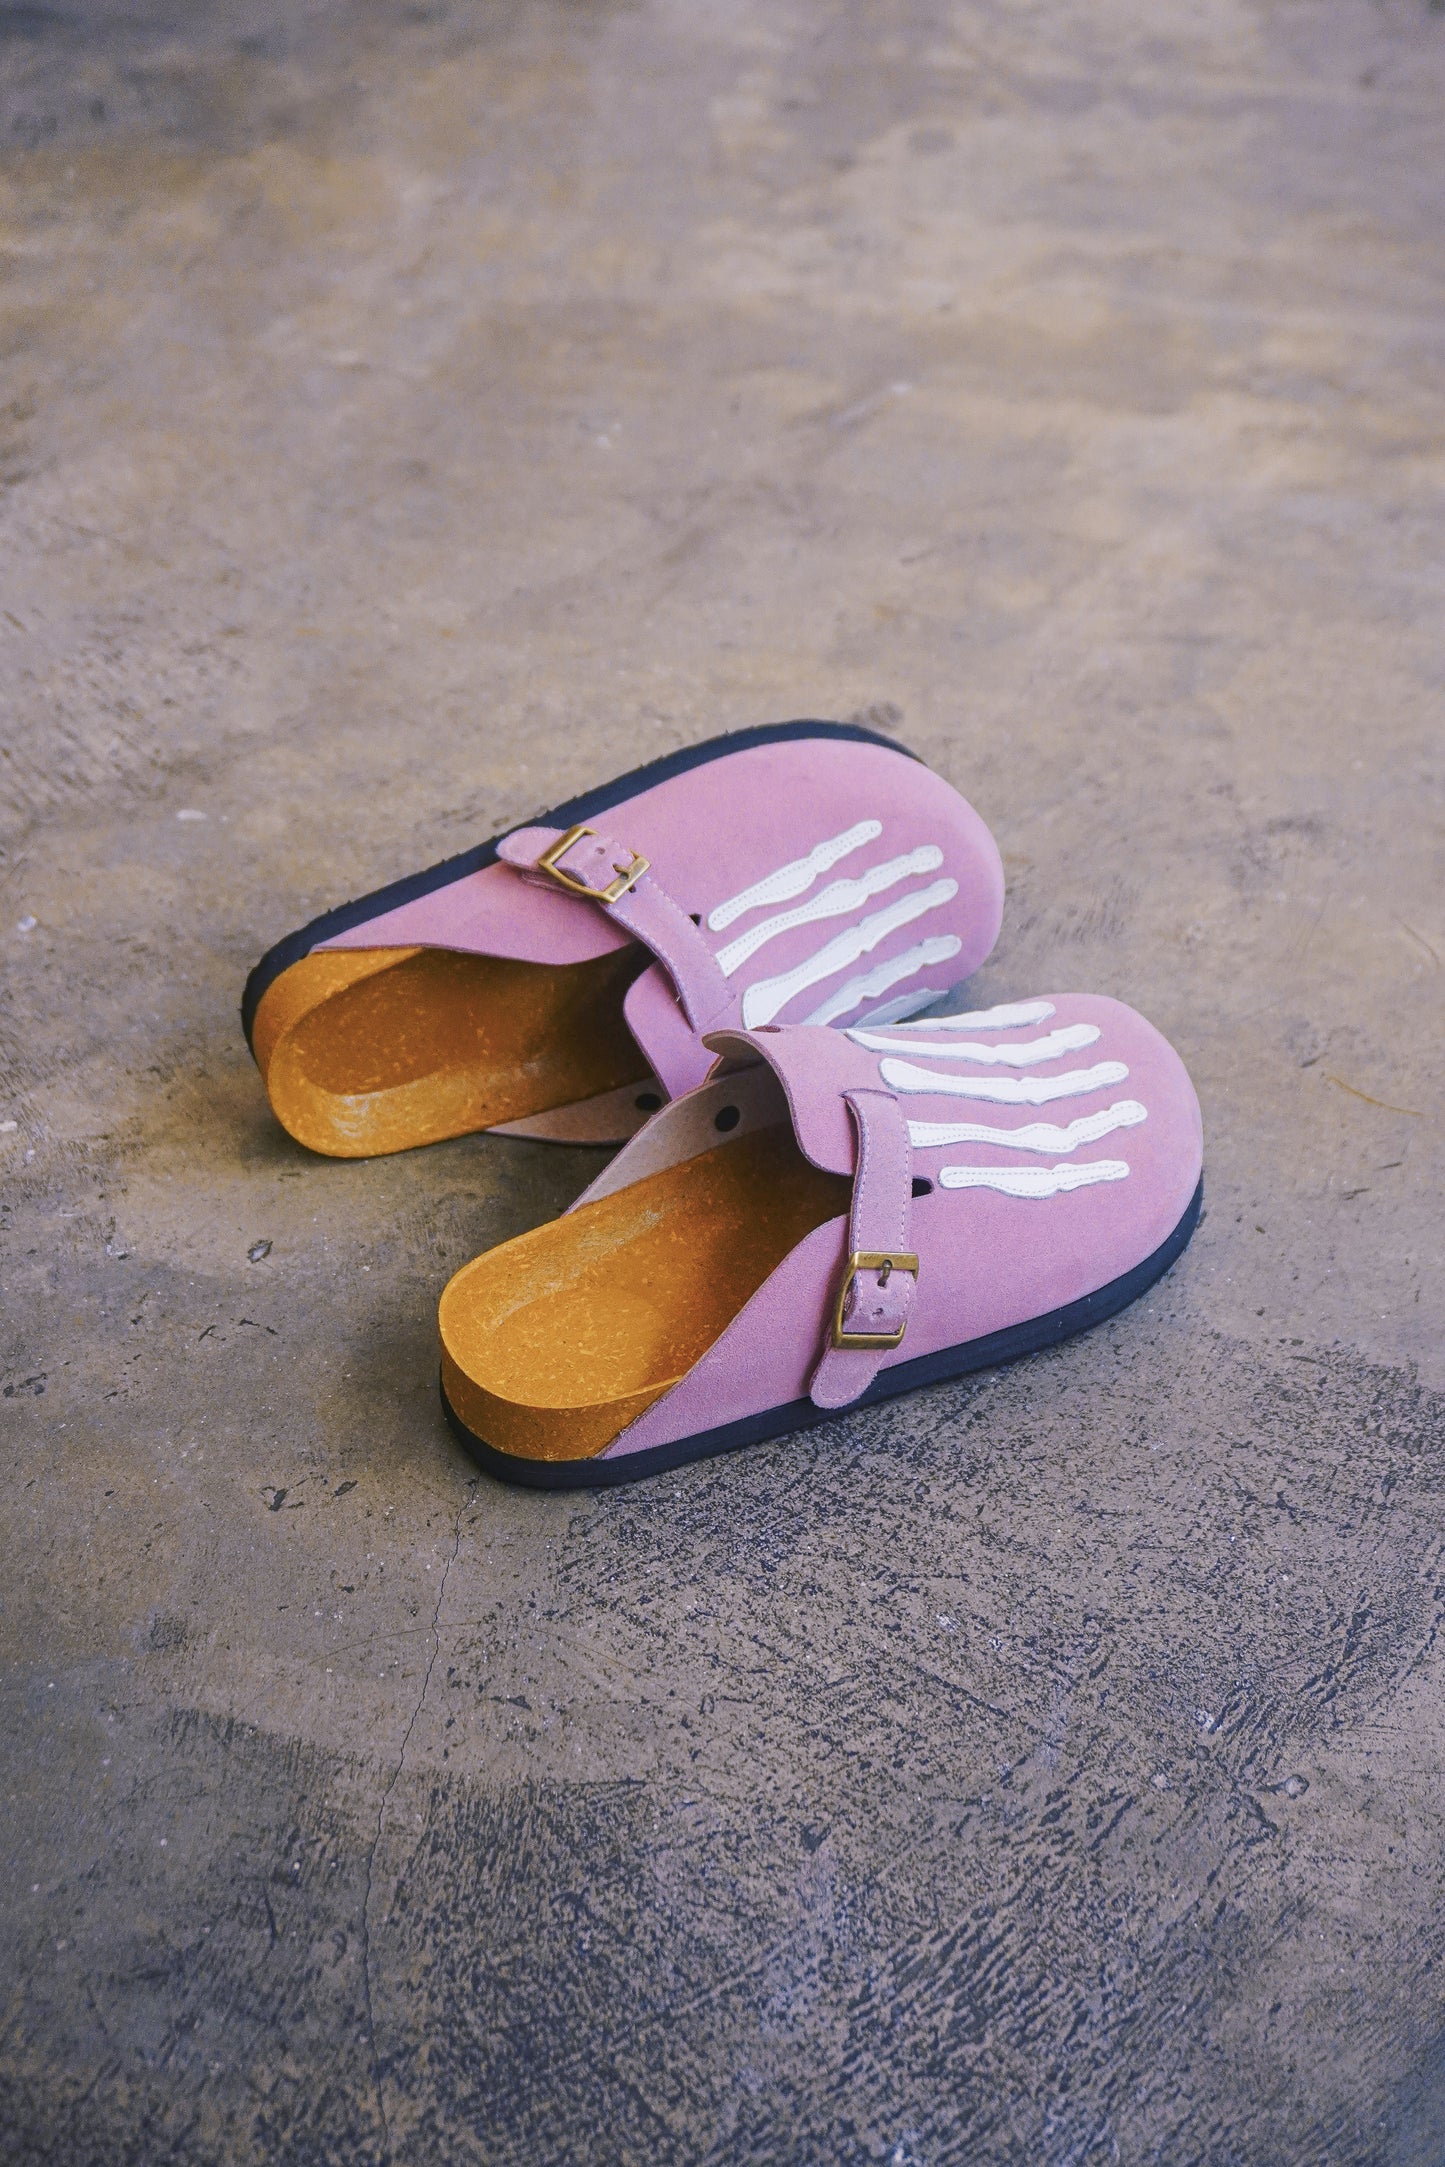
438, 993, 1203, 1485
243, 719, 1004, 1157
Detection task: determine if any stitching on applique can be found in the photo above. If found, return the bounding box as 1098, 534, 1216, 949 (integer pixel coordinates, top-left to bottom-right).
800, 934, 961, 1027
849, 1021, 1101, 1064
879, 1057, 1130, 1105
855, 998, 1055, 1037
907, 1101, 1148, 1153
714, 847, 944, 976
937, 1160, 1131, 1196
874, 1014, 1148, 1203
741, 880, 958, 1027
706, 820, 882, 930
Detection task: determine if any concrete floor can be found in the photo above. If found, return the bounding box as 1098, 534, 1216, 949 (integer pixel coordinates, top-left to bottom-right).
2, 1, 1443, 2160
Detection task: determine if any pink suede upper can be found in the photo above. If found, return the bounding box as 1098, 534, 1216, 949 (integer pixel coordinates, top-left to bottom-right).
316, 737, 1005, 1099
598, 995, 1203, 1458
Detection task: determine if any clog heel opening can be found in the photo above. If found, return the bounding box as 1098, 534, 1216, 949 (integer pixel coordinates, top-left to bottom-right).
439, 1124, 851, 1464
252, 945, 651, 1158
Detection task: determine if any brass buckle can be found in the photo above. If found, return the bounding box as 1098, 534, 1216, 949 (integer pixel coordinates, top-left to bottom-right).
535, 823, 650, 905
831, 1250, 920, 1350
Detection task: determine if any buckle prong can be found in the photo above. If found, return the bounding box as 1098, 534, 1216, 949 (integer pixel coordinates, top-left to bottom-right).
535, 823, 650, 905
831, 1250, 919, 1351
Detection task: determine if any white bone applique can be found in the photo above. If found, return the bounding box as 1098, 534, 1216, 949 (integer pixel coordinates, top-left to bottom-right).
879, 1056, 1130, 1104
849, 1022, 1101, 1065
706, 821, 882, 931
884, 1008, 1146, 1195
741, 880, 959, 1028
801, 935, 962, 1026
714, 847, 945, 977
907, 1101, 1148, 1153
851, 985, 956, 1029
856, 998, 1055, 1036
937, 1161, 1131, 1196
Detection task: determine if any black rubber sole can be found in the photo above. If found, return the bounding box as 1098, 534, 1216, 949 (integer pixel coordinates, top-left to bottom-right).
241, 717, 918, 1052
441, 1177, 1204, 1490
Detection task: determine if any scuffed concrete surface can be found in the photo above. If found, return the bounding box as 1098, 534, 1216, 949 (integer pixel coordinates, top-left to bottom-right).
1, 2, 1443, 2160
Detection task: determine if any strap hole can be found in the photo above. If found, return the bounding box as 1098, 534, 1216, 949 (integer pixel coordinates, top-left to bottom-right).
635, 1092, 662, 1113
911, 1176, 933, 1197
714, 1105, 740, 1132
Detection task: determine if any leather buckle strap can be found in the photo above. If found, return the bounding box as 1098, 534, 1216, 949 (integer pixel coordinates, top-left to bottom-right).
831, 1250, 919, 1350
497, 821, 734, 1049
536, 823, 650, 905
810, 1085, 917, 1410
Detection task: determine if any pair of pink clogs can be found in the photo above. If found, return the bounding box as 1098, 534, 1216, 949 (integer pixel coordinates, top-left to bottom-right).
244, 721, 1202, 1486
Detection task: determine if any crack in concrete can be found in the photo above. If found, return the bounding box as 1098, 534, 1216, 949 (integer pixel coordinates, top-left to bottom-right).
358, 1480, 475, 2164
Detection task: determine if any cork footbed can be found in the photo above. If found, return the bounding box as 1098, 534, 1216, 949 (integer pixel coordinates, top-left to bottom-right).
439, 1125, 852, 1463
252, 945, 651, 1158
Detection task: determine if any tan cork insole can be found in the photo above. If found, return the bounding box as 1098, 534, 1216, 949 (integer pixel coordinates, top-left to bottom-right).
439, 1125, 852, 1463
252, 945, 651, 1158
